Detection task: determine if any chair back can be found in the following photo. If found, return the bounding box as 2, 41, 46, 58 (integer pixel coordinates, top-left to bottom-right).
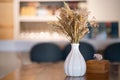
103, 42, 120, 62
30, 42, 63, 62
62, 42, 95, 61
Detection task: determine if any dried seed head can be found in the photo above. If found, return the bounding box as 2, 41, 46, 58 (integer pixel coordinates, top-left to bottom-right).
50, 2, 97, 43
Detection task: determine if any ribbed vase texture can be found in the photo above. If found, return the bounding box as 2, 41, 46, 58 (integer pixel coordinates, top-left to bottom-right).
64, 43, 86, 76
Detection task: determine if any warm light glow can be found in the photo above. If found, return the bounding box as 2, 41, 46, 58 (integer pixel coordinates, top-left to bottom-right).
20, 31, 68, 41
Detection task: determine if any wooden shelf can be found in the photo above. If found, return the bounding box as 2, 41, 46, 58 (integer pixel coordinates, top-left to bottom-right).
0, 0, 12, 3
0, 25, 13, 40
14, 0, 87, 39
19, 16, 58, 22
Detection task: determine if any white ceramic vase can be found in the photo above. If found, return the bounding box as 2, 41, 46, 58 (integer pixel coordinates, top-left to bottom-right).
64, 43, 86, 76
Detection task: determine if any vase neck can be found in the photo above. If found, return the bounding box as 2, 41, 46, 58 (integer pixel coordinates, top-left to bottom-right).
71, 43, 79, 46
71, 43, 79, 50
71, 43, 80, 54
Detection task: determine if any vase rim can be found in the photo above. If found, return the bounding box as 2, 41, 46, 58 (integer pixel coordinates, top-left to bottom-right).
71, 43, 79, 44
71, 43, 79, 45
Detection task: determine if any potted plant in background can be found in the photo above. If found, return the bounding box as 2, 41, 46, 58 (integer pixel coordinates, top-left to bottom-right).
50, 2, 97, 77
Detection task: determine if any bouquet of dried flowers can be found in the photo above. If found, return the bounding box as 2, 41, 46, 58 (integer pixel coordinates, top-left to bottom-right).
50, 2, 97, 43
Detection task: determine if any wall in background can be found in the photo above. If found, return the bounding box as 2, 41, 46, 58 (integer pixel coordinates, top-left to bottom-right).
87, 0, 120, 37
0, 0, 120, 51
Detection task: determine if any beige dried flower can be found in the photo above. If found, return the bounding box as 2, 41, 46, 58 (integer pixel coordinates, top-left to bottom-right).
50, 2, 97, 43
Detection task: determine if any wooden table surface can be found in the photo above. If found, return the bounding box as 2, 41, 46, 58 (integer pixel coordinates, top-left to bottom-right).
0, 62, 120, 80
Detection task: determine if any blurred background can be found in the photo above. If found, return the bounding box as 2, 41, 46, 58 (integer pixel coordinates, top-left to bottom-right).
0, 0, 120, 79
0, 0, 119, 51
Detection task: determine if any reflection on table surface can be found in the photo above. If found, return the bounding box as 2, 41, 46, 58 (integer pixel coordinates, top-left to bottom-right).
65, 73, 109, 80
1, 62, 120, 80
65, 76, 86, 80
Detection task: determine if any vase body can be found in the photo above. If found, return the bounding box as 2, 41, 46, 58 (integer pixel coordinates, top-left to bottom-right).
64, 43, 86, 76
